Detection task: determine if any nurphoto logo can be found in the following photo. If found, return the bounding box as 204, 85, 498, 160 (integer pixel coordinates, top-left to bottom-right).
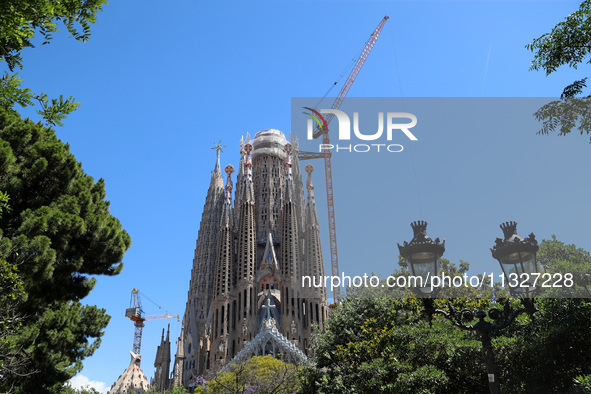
303, 107, 418, 153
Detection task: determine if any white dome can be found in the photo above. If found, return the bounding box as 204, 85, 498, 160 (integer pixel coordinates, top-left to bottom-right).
251, 129, 288, 160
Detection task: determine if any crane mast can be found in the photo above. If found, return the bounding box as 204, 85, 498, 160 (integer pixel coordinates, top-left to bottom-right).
301, 16, 389, 303
125, 288, 179, 360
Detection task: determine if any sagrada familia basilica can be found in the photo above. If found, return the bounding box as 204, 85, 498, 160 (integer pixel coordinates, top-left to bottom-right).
146, 129, 330, 389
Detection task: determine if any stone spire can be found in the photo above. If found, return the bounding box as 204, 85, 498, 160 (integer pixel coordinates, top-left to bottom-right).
214, 165, 235, 299
284, 143, 293, 202
109, 352, 150, 393
304, 164, 327, 322
234, 136, 247, 225
281, 143, 299, 326
153, 325, 171, 391
236, 142, 256, 317
289, 133, 307, 233
179, 146, 225, 382
171, 326, 185, 387
191, 147, 225, 320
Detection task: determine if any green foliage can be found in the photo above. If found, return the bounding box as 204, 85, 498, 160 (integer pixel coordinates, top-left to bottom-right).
0, 73, 81, 127
300, 295, 485, 393
51, 384, 100, 394
0, 0, 106, 126
0, 107, 131, 392
302, 245, 591, 393
532, 97, 591, 142
526, 1, 591, 140
495, 298, 591, 393
537, 235, 591, 296
0, 257, 28, 389
0, 190, 9, 216
204, 356, 301, 394
147, 384, 190, 393
0, 0, 107, 71
527, 0, 591, 95
572, 374, 591, 392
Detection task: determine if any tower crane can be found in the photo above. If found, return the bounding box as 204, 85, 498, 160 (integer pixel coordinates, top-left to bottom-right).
125, 288, 179, 359
298, 16, 389, 303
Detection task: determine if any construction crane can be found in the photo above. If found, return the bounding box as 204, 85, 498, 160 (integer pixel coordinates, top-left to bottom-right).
298, 16, 389, 303
125, 288, 179, 357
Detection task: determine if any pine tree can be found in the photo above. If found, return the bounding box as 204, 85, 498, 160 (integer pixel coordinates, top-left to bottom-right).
0, 107, 131, 392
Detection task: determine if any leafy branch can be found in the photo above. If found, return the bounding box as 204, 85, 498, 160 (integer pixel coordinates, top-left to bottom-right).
0, 72, 80, 127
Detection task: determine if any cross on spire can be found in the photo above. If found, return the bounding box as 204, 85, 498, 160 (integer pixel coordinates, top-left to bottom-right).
212, 141, 225, 174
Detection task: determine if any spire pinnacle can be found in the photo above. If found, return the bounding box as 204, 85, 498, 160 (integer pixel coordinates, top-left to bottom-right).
284, 143, 293, 201
244, 143, 253, 179
224, 165, 234, 203
212, 141, 225, 174
222, 165, 234, 227
305, 164, 315, 198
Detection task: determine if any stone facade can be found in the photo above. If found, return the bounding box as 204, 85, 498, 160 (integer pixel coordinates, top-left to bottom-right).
172, 129, 328, 386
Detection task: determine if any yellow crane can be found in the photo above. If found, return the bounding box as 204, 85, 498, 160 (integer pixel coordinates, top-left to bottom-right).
125, 288, 179, 357
299, 16, 389, 303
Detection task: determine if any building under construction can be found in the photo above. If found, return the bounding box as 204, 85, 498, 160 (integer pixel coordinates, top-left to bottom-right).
156, 130, 328, 388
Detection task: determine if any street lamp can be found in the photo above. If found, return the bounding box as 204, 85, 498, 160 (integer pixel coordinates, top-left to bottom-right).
398, 220, 538, 394
491, 221, 540, 299
397, 220, 445, 295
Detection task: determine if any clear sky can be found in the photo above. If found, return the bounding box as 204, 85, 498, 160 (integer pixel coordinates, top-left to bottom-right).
13, 0, 591, 392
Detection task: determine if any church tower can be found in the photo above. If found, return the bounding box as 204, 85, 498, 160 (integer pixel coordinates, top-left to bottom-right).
174, 130, 328, 386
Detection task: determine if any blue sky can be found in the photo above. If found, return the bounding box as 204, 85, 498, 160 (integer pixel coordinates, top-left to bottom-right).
12, 0, 591, 391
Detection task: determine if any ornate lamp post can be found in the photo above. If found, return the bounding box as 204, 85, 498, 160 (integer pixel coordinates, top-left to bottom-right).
398, 221, 539, 394
397, 220, 445, 295
491, 221, 540, 300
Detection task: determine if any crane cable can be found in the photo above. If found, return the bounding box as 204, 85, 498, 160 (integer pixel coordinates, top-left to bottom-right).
388, 22, 424, 219
314, 40, 368, 111
139, 290, 163, 311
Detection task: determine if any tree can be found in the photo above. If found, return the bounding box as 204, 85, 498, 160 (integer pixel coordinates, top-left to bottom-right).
203, 356, 301, 394
0, 106, 131, 392
0, 256, 29, 391
301, 248, 591, 393
299, 291, 489, 393
0, 190, 32, 391
527, 0, 591, 97
536, 235, 591, 297
527, 0, 591, 140
0, 0, 107, 126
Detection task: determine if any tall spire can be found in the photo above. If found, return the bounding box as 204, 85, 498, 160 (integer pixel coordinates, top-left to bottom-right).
171, 326, 185, 387
304, 164, 325, 293
222, 165, 234, 228
214, 164, 235, 299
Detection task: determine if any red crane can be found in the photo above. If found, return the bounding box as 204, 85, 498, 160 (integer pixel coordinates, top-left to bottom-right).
299, 16, 389, 303
125, 288, 179, 358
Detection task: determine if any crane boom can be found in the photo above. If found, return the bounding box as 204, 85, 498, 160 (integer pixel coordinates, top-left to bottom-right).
303, 16, 389, 303
312, 16, 389, 139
